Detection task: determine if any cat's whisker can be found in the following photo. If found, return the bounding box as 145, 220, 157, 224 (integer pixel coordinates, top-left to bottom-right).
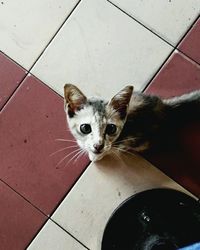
55, 148, 81, 168
55, 138, 76, 143
111, 149, 123, 162
112, 146, 137, 158
113, 138, 136, 145
66, 148, 84, 166
75, 149, 86, 163
50, 145, 79, 157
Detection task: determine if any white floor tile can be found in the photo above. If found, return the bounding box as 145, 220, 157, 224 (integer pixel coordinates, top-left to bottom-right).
110, 0, 200, 45
31, 0, 172, 99
52, 153, 192, 250
0, 0, 80, 69
28, 220, 86, 250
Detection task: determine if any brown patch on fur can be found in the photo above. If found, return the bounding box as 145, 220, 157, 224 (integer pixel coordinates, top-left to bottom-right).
109, 86, 133, 119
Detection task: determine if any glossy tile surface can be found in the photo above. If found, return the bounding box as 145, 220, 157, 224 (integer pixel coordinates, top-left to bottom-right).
52, 154, 190, 250
145, 51, 200, 197
0, 180, 47, 250
110, 0, 200, 45
0, 75, 89, 215
0, 0, 80, 68
28, 220, 87, 250
178, 17, 200, 64
0, 52, 26, 109
32, 0, 172, 99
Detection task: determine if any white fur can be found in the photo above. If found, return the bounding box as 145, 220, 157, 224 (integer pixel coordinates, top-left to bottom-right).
66, 105, 123, 161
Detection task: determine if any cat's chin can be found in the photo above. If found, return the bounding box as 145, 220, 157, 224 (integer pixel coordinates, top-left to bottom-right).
88, 152, 105, 162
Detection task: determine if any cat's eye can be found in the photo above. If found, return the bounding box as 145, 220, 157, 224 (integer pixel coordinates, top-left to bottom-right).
80, 124, 92, 134
106, 124, 117, 135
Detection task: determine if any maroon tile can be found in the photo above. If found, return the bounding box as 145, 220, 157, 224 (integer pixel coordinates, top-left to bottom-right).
0, 52, 26, 110
178, 18, 200, 64
0, 75, 89, 215
145, 51, 200, 197
0, 180, 47, 250
145, 52, 200, 98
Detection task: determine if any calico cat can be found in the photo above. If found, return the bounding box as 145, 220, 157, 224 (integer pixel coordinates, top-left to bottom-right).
64, 84, 200, 162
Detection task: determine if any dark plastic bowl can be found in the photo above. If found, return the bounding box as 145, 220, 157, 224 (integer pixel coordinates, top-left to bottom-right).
102, 188, 200, 250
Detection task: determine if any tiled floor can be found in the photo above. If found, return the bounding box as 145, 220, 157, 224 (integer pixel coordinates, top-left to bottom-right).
0, 1, 200, 249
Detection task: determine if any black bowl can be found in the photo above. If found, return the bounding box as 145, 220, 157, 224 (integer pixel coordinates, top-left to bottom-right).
102, 188, 200, 250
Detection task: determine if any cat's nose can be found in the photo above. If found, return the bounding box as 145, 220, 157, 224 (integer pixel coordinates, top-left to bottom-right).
93, 143, 104, 153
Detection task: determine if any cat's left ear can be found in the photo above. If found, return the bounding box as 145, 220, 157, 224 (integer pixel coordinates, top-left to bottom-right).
64, 84, 87, 115
109, 85, 133, 119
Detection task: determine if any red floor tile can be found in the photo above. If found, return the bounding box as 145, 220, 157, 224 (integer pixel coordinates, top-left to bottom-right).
0, 75, 89, 215
0, 52, 26, 110
145, 51, 200, 197
0, 180, 47, 250
178, 17, 200, 64
145, 52, 200, 98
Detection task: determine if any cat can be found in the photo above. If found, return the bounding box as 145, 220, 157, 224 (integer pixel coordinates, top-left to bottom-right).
64, 84, 200, 162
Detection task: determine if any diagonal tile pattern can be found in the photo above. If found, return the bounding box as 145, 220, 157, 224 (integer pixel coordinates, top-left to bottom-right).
0, 52, 26, 109
28, 220, 88, 250
178, 17, 200, 64
52, 154, 192, 250
0, 0, 200, 248
0, 180, 47, 250
0, 75, 89, 215
31, 0, 172, 98
109, 0, 200, 45
0, 0, 81, 69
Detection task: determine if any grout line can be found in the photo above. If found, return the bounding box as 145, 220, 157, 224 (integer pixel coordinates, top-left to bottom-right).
0, 161, 91, 248
50, 218, 91, 250
25, 217, 51, 249
107, 0, 200, 92
0, 50, 28, 72
0, 0, 82, 112
30, 72, 64, 99
0, 73, 28, 112
28, 0, 82, 72
0, 179, 48, 217
142, 14, 200, 92
107, 0, 174, 47
24, 160, 91, 249
142, 48, 175, 92
175, 48, 200, 66
49, 161, 91, 217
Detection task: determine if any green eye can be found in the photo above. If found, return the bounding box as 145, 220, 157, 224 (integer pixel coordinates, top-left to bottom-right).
106, 124, 117, 135
80, 124, 91, 134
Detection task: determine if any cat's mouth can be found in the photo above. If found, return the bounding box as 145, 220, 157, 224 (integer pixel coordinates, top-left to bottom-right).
88, 151, 105, 162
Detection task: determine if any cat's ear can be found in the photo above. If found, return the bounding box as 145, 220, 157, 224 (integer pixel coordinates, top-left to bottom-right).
64, 84, 87, 115
109, 85, 133, 119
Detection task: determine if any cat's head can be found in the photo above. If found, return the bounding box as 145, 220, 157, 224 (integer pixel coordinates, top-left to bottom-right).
64, 84, 133, 161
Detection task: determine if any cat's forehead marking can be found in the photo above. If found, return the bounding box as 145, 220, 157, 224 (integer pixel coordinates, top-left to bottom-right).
87, 98, 107, 116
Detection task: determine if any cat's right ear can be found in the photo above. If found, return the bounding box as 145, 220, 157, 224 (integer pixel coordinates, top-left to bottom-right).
64, 84, 87, 117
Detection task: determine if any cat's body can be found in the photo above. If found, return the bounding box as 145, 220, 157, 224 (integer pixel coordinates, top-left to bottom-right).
64, 84, 200, 161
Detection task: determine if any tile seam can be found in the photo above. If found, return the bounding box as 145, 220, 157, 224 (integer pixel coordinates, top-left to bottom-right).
28, 0, 82, 72
107, 1, 200, 77
25, 217, 90, 250
0, 151, 91, 218
0, 73, 28, 112
107, 0, 200, 51
0, 179, 47, 217
50, 218, 90, 250
107, 0, 174, 47
25, 217, 51, 249
0, 0, 82, 112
